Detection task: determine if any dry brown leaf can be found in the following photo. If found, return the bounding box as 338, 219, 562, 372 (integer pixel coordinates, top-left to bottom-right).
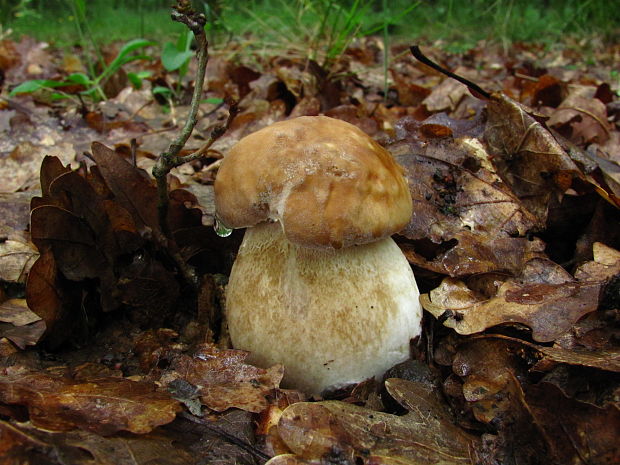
0, 192, 33, 239
390, 116, 545, 276
537, 345, 620, 372
449, 339, 553, 463
271, 378, 479, 465
90, 142, 160, 235
422, 68, 471, 112
526, 381, 620, 464
0, 142, 76, 194
0, 420, 196, 465
24, 249, 69, 345
484, 93, 583, 221
160, 344, 284, 413
421, 254, 610, 342
548, 87, 612, 145
0, 369, 180, 435
0, 299, 45, 349
0, 239, 38, 283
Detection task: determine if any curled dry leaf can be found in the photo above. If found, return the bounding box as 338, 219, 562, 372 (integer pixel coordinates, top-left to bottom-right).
0, 369, 180, 435
89, 142, 160, 235
484, 93, 583, 221
140, 340, 284, 413
548, 86, 613, 145
0, 298, 45, 349
0, 239, 38, 283
25, 147, 222, 343
448, 339, 553, 463
421, 244, 620, 341
25, 249, 74, 347
0, 420, 196, 465
271, 378, 479, 465
390, 116, 546, 276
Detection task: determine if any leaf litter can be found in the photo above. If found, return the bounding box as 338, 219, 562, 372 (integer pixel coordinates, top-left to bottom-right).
0, 23, 619, 465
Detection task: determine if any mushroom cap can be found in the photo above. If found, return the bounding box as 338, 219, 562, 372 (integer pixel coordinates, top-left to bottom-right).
214, 116, 412, 249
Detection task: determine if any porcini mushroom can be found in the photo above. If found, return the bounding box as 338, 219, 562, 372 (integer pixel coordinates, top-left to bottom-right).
214, 116, 422, 394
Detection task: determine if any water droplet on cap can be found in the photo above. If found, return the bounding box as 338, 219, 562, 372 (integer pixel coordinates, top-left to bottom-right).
214, 216, 233, 237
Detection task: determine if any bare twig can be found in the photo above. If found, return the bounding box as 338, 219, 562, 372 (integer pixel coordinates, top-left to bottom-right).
150, 1, 238, 287
152, 1, 210, 238
130, 138, 137, 167
410, 45, 492, 100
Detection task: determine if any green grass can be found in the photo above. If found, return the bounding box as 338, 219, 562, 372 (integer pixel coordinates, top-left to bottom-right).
5, 1, 182, 46
3, 0, 618, 55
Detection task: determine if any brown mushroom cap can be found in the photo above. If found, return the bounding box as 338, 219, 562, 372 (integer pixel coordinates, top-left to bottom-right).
214, 116, 412, 249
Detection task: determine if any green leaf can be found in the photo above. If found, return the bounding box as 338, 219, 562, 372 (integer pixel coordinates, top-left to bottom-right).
50, 92, 69, 100
127, 73, 143, 89
200, 97, 224, 105
115, 38, 155, 63
66, 73, 91, 85
72, 0, 86, 21
127, 71, 151, 89
161, 42, 194, 71
177, 29, 193, 52
152, 86, 173, 97
99, 38, 154, 81
10, 79, 67, 96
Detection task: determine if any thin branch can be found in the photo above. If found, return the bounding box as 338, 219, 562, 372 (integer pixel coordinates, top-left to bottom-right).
152, 2, 210, 239
149, 1, 237, 288
410, 45, 492, 100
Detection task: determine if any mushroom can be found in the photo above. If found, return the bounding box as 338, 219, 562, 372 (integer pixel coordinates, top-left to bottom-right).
214, 116, 422, 394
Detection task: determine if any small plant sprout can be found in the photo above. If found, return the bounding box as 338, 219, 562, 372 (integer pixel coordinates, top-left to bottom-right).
10, 38, 153, 101
214, 116, 422, 394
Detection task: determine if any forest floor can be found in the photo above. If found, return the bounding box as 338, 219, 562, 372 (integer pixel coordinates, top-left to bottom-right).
0, 28, 619, 465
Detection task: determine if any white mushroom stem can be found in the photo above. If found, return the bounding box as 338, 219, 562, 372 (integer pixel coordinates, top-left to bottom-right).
225, 222, 422, 394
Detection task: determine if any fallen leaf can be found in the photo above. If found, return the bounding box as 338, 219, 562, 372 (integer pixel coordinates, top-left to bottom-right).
421, 256, 606, 342
0, 369, 181, 435
272, 378, 480, 464
526, 381, 620, 464
548, 86, 612, 145
90, 142, 160, 235
390, 116, 545, 276
484, 93, 583, 221
159, 343, 284, 413
0, 299, 45, 349
25, 249, 75, 347
452, 339, 553, 463
0, 192, 34, 238
0, 239, 38, 283
0, 420, 196, 465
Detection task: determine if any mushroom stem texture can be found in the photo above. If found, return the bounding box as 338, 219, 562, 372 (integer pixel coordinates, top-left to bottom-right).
226, 221, 422, 394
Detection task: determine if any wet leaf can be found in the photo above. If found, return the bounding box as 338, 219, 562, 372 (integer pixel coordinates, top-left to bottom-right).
0, 370, 180, 435
159, 343, 284, 413
391, 116, 545, 276
0, 420, 196, 465
421, 251, 614, 341
484, 93, 583, 221
272, 378, 479, 464
526, 381, 620, 464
